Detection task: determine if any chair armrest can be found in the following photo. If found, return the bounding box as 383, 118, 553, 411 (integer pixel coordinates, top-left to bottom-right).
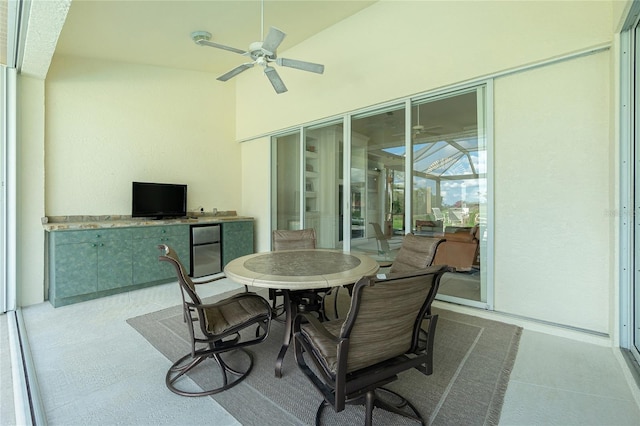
415, 313, 438, 353
192, 274, 249, 293
293, 312, 340, 343
192, 274, 227, 285
188, 291, 269, 312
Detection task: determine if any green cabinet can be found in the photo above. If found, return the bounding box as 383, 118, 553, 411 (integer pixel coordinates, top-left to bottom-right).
132, 225, 190, 284
49, 228, 133, 305
222, 220, 254, 267
54, 241, 98, 298
48, 224, 189, 307
47, 221, 251, 307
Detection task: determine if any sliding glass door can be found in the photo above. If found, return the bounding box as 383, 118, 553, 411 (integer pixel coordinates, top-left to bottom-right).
410, 88, 488, 305
271, 132, 300, 233
304, 122, 342, 248
271, 83, 491, 308
350, 105, 405, 260
271, 122, 343, 249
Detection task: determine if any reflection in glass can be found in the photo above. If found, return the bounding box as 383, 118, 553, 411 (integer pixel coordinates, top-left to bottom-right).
304, 123, 342, 248
271, 85, 488, 307
350, 105, 405, 262
272, 132, 300, 232
410, 89, 487, 304
347, 88, 488, 305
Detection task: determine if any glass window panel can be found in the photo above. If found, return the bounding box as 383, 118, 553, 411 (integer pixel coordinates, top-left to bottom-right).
411, 88, 487, 304
350, 105, 405, 261
271, 132, 300, 233
304, 122, 342, 249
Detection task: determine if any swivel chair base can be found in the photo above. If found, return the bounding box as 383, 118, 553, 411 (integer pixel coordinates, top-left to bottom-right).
315, 387, 425, 426
166, 347, 253, 397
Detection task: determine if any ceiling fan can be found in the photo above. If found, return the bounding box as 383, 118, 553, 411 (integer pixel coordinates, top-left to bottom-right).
190, 1, 325, 94
391, 105, 442, 138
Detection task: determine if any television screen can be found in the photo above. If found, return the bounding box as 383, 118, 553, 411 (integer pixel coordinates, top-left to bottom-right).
132, 182, 187, 219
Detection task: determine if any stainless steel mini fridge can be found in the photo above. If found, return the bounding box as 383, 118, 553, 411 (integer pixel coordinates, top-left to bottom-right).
190, 224, 222, 277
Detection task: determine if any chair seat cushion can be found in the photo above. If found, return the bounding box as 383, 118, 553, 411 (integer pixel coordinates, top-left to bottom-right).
300, 319, 345, 376
203, 294, 270, 335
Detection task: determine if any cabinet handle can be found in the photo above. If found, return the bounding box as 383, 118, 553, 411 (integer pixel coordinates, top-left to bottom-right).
161, 229, 167, 234
100, 243, 104, 247
92, 243, 97, 247
96, 234, 101, 238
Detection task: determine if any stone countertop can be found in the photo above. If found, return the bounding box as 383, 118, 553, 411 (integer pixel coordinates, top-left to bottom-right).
42, 212, 253, 231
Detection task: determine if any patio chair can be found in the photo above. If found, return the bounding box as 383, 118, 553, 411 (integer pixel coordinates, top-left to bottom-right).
158, 244, 272, 396
431, 207, 445, 222
293, 266, 447, 425
448, 208, 468, 226
368, 222, 404, 263
272, 228, 330, 321
336, 233, 445, 319
433, 225, 480, 272
369, 221, 391, 256
390, 233, 445, 275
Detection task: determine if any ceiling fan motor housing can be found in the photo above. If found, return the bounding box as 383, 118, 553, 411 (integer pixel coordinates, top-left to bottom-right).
249, 41, 276, 60
191, 31, 212, 44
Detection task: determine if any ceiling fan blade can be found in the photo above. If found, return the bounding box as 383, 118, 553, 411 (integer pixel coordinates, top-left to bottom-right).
197, 39, 247, 56
261, 27, 286, 54
276, 57, 324, 74
264, 66, 287, 94
217, 63, 254, 82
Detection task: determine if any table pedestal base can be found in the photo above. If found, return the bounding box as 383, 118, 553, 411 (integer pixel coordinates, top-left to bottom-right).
275, 289, 328, 378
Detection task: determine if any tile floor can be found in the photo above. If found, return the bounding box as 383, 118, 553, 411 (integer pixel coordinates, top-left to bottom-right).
3, 278, 640, 425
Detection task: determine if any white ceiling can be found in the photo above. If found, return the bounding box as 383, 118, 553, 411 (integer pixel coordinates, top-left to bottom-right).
46, 0, 376, 77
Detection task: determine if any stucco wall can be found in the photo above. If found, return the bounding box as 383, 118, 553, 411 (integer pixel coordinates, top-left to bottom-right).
17, 77, 46, 306
45, 56, 238, 216
493, 51, 611, 332
240, 137, 271, 252
18, 57, 238, 305
234, 0, 613, 139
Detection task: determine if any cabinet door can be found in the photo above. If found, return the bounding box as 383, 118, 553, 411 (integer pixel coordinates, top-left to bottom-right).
133, 238, 169, 283
222, 221, 254, 267
97, 239, 133, 291
132, 225, 189, 284
55, 242, 98, 298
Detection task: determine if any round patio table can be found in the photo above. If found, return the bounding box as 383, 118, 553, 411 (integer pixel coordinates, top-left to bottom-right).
225, 249, 380, 377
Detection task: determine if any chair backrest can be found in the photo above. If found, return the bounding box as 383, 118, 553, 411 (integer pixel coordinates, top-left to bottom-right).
390, 233, 444, 273
158, 244, 202, 306
340, 266, 446, 373
272, 228, 316, 251
432, 225, 480, 271
431, 207, 445, 221
369, 222, 390, 254
449, 208, 467, 225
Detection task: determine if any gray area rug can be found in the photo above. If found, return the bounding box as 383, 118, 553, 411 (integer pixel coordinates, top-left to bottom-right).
127, 290, 521, 425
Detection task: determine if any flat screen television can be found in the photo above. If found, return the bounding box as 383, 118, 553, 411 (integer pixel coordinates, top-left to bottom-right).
132, 181, 187, 219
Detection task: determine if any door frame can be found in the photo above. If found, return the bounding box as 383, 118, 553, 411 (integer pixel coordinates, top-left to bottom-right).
619, 1, 640, 363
